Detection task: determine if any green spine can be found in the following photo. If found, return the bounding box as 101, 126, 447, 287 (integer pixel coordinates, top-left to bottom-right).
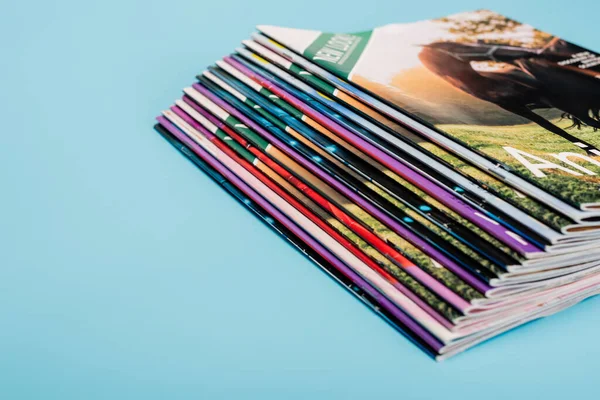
225, 115, 270, 151
213, 128, 256, 163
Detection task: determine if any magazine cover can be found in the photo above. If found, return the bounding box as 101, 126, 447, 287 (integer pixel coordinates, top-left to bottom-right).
256, 10, 600, 213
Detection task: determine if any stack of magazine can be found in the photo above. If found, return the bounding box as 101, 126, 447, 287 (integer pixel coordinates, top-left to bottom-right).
155, 10, 600, 360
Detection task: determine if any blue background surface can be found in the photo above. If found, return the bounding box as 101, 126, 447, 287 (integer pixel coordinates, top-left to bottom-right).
2, 0, 600, 398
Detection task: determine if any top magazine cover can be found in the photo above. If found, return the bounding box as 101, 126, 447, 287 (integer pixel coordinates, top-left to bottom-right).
257, 10, 600, 212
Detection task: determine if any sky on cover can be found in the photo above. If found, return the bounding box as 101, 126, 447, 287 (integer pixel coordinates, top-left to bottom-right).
355, 11, 539, 85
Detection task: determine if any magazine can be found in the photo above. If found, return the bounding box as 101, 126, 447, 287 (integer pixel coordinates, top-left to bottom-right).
154, 9, 600, 360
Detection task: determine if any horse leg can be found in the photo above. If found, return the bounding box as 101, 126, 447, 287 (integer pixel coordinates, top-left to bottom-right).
578, 113, 600, 130
503, 105, 600, 155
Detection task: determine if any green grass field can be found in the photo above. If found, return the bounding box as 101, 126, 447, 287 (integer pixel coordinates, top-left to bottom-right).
434, 119, 600, 208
